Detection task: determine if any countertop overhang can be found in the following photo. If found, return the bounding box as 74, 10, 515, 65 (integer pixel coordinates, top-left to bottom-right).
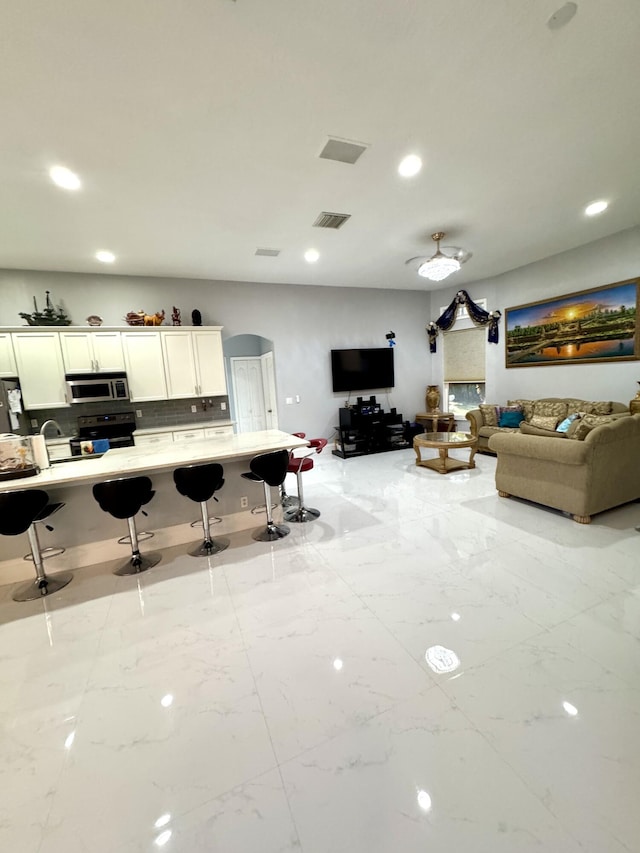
0, 430, 308, 493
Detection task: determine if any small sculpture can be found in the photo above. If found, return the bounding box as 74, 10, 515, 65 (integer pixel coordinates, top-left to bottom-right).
172, 306, 181, 326
86, 315, 103, 327
191, 309, 202, 326
19, 291, 72, 326
125, 309, 165, 326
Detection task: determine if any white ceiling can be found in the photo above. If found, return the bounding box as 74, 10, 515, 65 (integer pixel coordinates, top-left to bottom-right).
1, 0, 639, 291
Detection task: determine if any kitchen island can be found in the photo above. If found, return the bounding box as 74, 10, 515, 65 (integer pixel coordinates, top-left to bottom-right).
0, 430, 308, 581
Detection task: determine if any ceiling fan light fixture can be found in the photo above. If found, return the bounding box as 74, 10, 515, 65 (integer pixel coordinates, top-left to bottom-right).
417, 232, 462, 281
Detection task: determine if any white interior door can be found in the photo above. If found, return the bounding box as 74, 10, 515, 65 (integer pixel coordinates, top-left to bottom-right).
260, 351, 278, 429
230, 357, 267, 433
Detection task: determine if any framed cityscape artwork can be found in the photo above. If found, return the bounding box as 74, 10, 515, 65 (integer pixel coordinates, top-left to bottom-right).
505, 278, 639, 368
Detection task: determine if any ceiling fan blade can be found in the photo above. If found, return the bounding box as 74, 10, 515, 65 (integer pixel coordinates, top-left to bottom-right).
441, 246, 473, 264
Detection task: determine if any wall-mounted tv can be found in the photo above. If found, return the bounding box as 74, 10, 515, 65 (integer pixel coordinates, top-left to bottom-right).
331, 348, 395, 393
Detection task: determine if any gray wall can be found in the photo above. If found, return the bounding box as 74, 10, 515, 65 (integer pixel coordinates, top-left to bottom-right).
427, 226, 640, 407
0, 272, 433, 437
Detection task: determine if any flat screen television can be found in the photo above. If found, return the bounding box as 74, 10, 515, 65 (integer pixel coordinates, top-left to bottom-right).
331, 348, 394, 393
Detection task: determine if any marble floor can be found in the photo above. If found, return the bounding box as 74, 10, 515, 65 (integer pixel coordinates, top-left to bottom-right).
1, 447, 638, 852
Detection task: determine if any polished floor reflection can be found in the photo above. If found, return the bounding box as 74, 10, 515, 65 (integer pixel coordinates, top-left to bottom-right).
1, 448, 638, 852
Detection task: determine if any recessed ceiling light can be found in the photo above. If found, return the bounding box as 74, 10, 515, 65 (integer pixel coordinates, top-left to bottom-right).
585, 200, 608, 216
398, 154, 422, 178
304, 249, 320, 264
49, 165, 81, 190
95, 250, 116, 263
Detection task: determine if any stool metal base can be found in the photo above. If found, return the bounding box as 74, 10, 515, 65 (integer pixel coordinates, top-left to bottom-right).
284, 506, 321, 523
117, 531, 155, 544
13, 571, 73, 602
189, 537, 230, 558
114, 552, 162, 576
24, 545, 66, 562
253, 522, 290, 542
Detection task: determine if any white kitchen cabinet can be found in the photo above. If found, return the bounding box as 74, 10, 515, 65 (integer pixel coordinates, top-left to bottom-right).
121, 332, 168, 401
161, 329, 226, 399
12, 332, 68, 409
133, 432, 173, 447
172, 428, 205, 442
60, 331, 124, 373
204, 425, 234, 438
193, 330, 226, 396
0, 333, 17, 377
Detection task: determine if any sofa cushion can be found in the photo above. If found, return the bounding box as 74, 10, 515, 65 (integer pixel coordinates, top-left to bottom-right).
520, 422, 567, 439
508, 399, 535, 422
530, 414, 561, 430
479, 425, 520, 439
479, 404, 499, 427
533, 400, 568, 420
583, 401, 613, 415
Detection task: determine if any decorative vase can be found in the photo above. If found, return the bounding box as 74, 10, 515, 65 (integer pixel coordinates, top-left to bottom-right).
426, 385, 440, 413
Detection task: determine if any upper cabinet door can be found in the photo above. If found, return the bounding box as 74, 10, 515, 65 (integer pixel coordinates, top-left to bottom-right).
60, 331, 125, 373
121, 332, 168, 401
0, 333, 18, 377
193, 330, 227, 396
60, 332, 94, 372
92, 332, 125, 371
12, 332, 68, 409
161, 331, 198, 398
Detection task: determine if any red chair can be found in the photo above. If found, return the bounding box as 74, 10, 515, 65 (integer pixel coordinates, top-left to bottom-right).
284, 438, 328, 523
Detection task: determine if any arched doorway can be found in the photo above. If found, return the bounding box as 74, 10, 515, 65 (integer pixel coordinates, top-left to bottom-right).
223, 334, 278, 433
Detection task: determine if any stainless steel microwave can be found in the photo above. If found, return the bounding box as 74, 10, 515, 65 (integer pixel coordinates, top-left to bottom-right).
65, 372, 130, 404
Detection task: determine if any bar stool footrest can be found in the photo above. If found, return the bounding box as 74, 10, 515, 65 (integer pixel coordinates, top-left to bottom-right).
24, 546, 66, 562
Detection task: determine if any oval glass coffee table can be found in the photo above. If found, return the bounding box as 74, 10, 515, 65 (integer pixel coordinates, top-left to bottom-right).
413, 431, 478, 475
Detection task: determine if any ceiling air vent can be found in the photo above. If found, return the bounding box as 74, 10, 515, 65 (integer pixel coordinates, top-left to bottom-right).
319, 137, 368, 165
313, 211, 351, 229
255, 248, 281, 257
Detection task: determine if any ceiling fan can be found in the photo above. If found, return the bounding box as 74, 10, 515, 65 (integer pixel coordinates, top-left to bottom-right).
405, 231, 472, 282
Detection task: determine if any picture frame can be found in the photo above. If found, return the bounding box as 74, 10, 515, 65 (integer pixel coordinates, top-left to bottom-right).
505, 278, 639, 368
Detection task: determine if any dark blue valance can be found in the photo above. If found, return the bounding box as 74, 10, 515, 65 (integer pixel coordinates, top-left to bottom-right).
427, 290, 501, 353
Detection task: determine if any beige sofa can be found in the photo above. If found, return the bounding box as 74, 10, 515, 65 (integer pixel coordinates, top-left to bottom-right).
488, 413, 640, 523
466, 397, 629, 454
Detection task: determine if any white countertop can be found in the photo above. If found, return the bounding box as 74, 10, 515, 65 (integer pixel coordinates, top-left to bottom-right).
0, 430, 308, 493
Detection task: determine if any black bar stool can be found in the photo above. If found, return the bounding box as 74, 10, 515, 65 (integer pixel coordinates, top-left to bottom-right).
173, 463, 230, 557
241, 449, 290, 541
23, 501, 66, 562
284, 438, 328, 523
92, 476, 161, 575
280, 432, 306, 508
0, 489, 73, 601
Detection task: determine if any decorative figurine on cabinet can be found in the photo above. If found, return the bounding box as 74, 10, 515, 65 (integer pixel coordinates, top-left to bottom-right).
172, 306, 181, 326
191, 309, 202, 326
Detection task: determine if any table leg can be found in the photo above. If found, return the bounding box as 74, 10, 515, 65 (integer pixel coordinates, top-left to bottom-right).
414, 444, 422, 465
437, 447, 448, 474
468, 445, 477, 468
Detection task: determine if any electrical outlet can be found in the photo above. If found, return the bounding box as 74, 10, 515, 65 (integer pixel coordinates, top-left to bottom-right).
190, 405, 197, 413
220, 401, 227, 410
31, 418, 38, 428
240, 496, 248, 509
135, 410, 142, 418
285, 397, 293, 405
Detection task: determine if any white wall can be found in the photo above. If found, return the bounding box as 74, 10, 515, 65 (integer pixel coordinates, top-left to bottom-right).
428, 226, 640, 406
0, 271, 432, 437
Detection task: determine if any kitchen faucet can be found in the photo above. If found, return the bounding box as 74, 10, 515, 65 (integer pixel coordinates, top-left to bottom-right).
40, 419, 63, 437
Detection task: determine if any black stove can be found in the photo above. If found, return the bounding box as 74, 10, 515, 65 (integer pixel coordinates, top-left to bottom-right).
70, 412, 137, 457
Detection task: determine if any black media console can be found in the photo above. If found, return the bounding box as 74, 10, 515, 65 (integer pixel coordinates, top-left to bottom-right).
332, 396, 411, 459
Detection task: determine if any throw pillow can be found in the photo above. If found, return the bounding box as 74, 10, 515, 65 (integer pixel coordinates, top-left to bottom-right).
565, 416, 584, 439
479, 404, 499, 427
530, 414, 560, 430
581, 413, 618, 427
571, 420, 595, 441
520, 422, 567, 438
499, 410, 524, 428
508, 399, 534, 422
583, 401, 613, 415
556, 412, 580, 433
533, 400, 568, 420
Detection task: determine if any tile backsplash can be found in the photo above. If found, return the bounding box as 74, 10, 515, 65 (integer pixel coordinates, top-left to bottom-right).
28, 395, 230, 436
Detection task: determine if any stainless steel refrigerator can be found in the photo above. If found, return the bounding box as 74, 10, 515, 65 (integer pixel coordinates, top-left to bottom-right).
0, 379, 29, 435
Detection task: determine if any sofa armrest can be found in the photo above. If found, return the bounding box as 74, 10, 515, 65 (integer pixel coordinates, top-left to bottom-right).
466, 409, 482, 438
488, 432, 589, 465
